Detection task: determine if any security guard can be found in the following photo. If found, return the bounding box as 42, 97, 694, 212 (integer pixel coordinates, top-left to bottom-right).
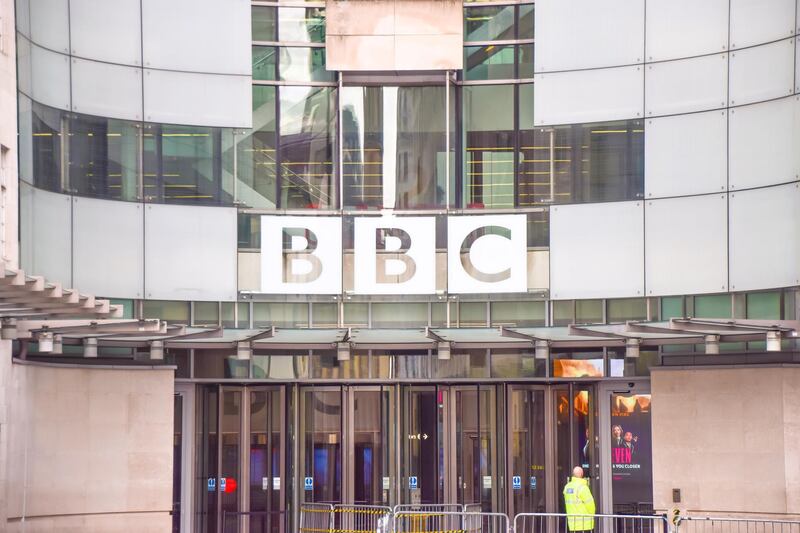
563, 466, 596, 531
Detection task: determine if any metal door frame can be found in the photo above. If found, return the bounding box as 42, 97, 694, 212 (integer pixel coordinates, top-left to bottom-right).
597, 379, 651, 515
297, 385, 344, 508
174, 383, 195, 533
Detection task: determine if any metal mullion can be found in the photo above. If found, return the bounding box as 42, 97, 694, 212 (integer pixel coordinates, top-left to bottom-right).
241, 387, 250, 533
216, 386, 224, 533
513, 84, 521, 208
274, 86, 282, 208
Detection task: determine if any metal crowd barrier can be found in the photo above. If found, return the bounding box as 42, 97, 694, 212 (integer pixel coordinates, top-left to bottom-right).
299, 502, 334, 533
514, 512, 668, 533
676, 516, 800, 533
222, 510, 285, 532
333, 504, 394, 533
394, 510, 509, 533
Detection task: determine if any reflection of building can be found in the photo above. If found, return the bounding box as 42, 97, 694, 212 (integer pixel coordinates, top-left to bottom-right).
1, 0, 800, 531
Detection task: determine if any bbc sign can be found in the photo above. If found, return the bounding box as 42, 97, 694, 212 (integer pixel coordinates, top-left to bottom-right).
260, 214, 527, 295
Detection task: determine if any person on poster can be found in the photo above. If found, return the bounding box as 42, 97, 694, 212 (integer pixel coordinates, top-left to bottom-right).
623, 431, 637, 453
612, 425, 624, 447
563, 466, 595, 531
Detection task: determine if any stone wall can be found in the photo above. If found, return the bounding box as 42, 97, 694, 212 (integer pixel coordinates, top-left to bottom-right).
4, 361, 174, 532
651, 365, 800, 516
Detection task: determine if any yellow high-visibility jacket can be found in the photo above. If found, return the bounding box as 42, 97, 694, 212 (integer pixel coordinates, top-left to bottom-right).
563, 477, 596, 531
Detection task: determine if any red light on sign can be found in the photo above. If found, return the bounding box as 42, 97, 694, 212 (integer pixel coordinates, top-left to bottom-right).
223, 477, 237, 493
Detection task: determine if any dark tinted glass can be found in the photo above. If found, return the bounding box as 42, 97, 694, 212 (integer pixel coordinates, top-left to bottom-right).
31, 102, 62, 192
464, 6, 515, 41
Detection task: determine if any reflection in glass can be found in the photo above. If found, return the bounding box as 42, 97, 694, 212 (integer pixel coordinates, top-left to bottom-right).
238, 86, 277, 208
455, 387, 496, 511
279, 7, 326, 42
252, 352, 310, 379
341, 87, 383, 209
353, 389, 390, 505
69, 114, 139, 201
253, 46, 278, 80
491, 350, 545, 378
509, 388, 545, 514
301, 389, 342, 503
279, 47, 333, 82
31, 101, 62, 192
518, 4, 535, 39
517, 44, 535, 78
249, 389, 283, 533
464, 45, 515, 80
464, 6, 515, 41
552, 352, 604, 377
402, 387, 444, 504
220, 390, 242, 532
519, 120, 644, 206
252, 6, 277, 41
463, 85, 514, 208
143, 124, 234, 205
395, 86, 452, 208
279, 86, 336, 208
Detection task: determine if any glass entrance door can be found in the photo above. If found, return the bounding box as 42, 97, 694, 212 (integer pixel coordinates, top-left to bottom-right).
554, 385, 598, 513
401, 385, 448, 505
454, 385, 500, 511
196, 386, 286, 533
506, 386, 547, 516
300, 386, 395, 506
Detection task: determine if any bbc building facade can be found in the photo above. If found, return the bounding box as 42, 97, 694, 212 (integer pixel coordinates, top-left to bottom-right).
1, 0, 800, 531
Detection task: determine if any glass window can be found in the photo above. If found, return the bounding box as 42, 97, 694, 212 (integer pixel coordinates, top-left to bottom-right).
109, 299, 134, 319
221, 302, 236, 328
464, 45, 516, 80
464, 6, 515, 42
463, 85, 514, 208
660, 296, 684, 319
253, 302, 309, 327
311, 351, 368, 379
143, 300, 190, 322
312, 302, 338, 327
552, 351, 605, 377
490, 301, 545, 326
278, 7, 325, 42
237, 86, 277, 208
609, 349, 658, 377
253, 351, 309, 379
193, 302, 220, 326
194, 349, 249, 378
694, 294, 731, 318
433, 349, 489, 378
31, 101, 62, 192
343, 303, 368, 327
607, 298, 646, 322
430, 302, 450, 327
746, 292, 781, 319
143, 124, 234, 206
252, 46, 278, 80
518, 4, 535, 40
279, 47, 333, 82
491, 349, 545, 377
527, 210, 550, 247
553, 301, 574, 326
394, 86, 452, 209
252, 6, 277, 41
459, 302, 487, 327
69, 114, 139, 201
371, 302, 428, 328
517, 44, 534, 78
341, 86, 383, 209
279, 86, 336, 208
576, 300, 603, 323
519, 120, 644, 206
237, 302, 251, 328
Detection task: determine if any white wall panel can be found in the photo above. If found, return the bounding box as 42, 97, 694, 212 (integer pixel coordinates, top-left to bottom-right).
646, 0, 728, 61
729, 96, 800, 190
729, 39, 795, 106
535, 0, 644, 72
645, 110, 727, 198
73, 197, 143, 299
645, 54, 728, 116
550, 201, 644, 299
645, 194, 728, 296
144, 204, 237, 301
29, 0, 69, 53
730, 0, 796, 50
31, 44, 70, 111
729, 183, 800, 291
534, 66, 643, 125
142, 0, 250, 75
70, 0, 141, 66
143, 69, 251, 128
19, 183, 72, 287
71, 58, 143, 121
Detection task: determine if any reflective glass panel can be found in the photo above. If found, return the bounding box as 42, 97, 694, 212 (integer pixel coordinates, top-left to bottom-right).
552, 352, 604, 377
371, 303, 428, 328
747, 291, 781, 319
252, 6, 277, 41
518, 4, 535, 39
253, 302, 309, 328
607, 298, 647, 322
341, 86, 383, 209
278, 7, 326, 42
464, 6, 515, 41
301, 389, 342, 503
279, 86, 336, 208
69, 114, 139, 201
508, 388, 545, 514
518, 44, 534, 78
394, 86, 452, 209
463, 85, 514, 208
693, 294, 731, 318
237, 86, 278, 208
279, 47, 333, 82
490, 301, 546, 326
253, 46, 278, 80
31, 101, 62, 192
464, 45, 515, 80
